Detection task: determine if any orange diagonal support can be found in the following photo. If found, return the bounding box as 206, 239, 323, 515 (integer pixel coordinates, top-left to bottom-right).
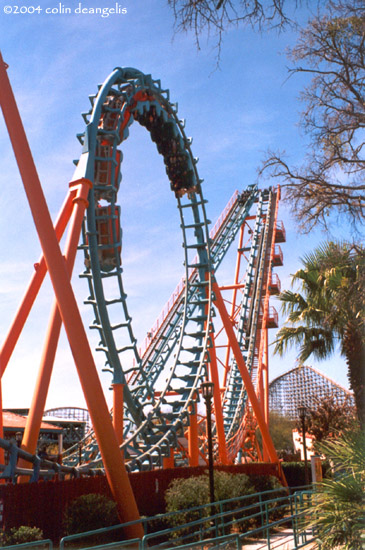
207, 338, 229, 465
112, 383, 124, 449
204, 273, 228, 465
0, 190, 74, 377
223, 223, 245, 387
18, 179, 91, 477
212, 280, 281, 467
0, 53, 143, 537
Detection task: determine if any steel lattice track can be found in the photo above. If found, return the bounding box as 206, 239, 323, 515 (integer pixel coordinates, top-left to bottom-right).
60, 68, 278, 472
224, 190, 278, 459
63, 68, 213, 470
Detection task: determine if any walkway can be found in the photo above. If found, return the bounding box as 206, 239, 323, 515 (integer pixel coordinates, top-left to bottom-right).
241, 529, 317, 549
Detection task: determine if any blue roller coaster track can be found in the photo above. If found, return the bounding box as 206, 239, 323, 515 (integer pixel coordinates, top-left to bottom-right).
0, 67, 284, 481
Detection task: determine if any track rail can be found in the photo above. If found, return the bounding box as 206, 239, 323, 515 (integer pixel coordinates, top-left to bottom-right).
0, 66, 281, 477
67, 68, 214, 470
60, 65, 279, 467
0, 54, 288, 489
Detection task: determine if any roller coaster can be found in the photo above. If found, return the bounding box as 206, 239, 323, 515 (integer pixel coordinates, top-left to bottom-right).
0, 58, 285, 530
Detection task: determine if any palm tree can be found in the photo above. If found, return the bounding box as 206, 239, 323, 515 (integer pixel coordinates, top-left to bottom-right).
274, 242, 365, 427
307, 429, 365, 550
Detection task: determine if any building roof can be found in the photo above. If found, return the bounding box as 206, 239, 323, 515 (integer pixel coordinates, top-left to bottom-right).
2, 411, 63, 434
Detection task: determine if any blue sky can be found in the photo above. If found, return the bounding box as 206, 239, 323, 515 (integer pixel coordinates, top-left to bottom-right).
0, 0, 352, 410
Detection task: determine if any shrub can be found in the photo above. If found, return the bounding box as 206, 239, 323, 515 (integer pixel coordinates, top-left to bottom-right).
248, 475, 288, 524
165, 473, 209, 522
63, 493, 119, 536
165, 470, 254, 516
164, 471, 289, 543
1, 526, 44, 546
282, 461, 308, 487
249, 474, 282, 494
164, 471, 256, 541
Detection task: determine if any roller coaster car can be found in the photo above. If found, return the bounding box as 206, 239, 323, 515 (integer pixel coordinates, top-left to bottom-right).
148, 118, 177, 146
171, 174, 196, 197
156, 137, 178, 156
135, 104, 160, 131
94, 141, 122, 201
238, 190, 251, 204
168, 160, 196, 196
95, 205, 122, 272
100, 95, 124, 131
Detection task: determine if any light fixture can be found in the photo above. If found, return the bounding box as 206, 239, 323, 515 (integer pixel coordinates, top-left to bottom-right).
201, 380, 214, 400
298, 404, 307, 420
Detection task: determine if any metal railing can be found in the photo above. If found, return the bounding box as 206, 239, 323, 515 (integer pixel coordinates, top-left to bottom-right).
0, 436, 101, 482
57, 487, 316, 550
0, 541, 53, 550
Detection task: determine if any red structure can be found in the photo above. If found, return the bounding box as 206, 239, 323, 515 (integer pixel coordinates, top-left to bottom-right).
0, 53, 142, 538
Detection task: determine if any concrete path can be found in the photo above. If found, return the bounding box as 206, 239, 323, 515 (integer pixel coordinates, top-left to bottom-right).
240, 528, 317, 549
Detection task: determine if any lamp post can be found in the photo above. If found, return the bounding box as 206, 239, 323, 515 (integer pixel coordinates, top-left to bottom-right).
201, 381, 215, 514
298, 405, 309, 486
78, 440, 82, 465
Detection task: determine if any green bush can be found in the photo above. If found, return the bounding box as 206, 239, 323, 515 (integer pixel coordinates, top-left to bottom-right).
63, 493, 119, 536
248, 475, 288, 523
163, 471, 289, 543
164, 471, 263, 541
165, 470, 254, 516
0, 526, 44, 546
282, 461, 309, 486
248, 474, 282, 494
164, 471, 251, 540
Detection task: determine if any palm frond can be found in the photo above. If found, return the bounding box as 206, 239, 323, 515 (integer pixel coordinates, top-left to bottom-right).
306, 428, 365, 550
274, 325, 335, 362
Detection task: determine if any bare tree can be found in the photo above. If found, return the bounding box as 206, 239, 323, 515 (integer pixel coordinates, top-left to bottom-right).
260, 1, 365, 232
168, 0, 301, 59
297, 395, 357, 443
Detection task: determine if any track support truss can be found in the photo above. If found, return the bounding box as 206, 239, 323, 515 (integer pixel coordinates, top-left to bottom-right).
0, 60, 287, 511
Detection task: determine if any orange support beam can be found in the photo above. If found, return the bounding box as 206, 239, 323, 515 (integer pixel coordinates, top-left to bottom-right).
212, 280, 281, 467
17, 179, 91, 477
163, 448, 175, 469
112, 383, 124, 449
207, 341, 229, 465
255, 189, 280, 461
223, 223, 245, 387
0, 191, 74, 377
203, 273, 228, 465
0, 53, 143, 537
264, 330, 269, 424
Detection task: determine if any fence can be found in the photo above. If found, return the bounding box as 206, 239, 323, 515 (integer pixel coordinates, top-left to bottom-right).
57, 487, 315, 550
0, 463, 280, 541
